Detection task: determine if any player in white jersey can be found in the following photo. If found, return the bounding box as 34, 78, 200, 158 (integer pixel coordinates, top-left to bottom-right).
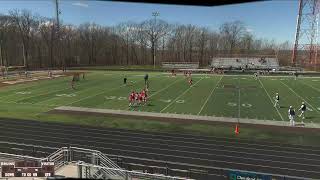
274, 93, 280, 108
298, 102, 306, 122
288, 106, 295, 126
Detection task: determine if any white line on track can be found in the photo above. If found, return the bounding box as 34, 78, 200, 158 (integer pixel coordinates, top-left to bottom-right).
1, 120, 320, 156
2, 134, 320, 176
0, 139, 316, 180
280, 81, 320, 114
197, 76, 223, 115
258, 79, 284, 121
1, 128, 319, 168
160, 78, 203, 113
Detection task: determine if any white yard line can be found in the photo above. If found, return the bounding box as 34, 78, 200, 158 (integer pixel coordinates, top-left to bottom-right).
280, 81, 320, 114
300, 81, 320, 93
258, 79, 284, 121
149, 78, 183, 98
197, 76, 223, 115
160, 78, 203, 113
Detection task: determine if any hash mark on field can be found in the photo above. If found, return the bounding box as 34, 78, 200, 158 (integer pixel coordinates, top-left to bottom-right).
280, 81, 320, 114
258, 79, 284, 121
160, 78, 203, 113
197, 76, 223, 115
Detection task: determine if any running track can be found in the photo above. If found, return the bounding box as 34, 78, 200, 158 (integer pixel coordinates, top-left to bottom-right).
0, 118, 319, 179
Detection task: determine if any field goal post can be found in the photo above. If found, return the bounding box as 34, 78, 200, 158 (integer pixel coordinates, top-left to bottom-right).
161, 61, 200, 69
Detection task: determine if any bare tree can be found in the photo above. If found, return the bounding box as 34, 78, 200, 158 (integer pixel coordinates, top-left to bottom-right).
9, 9, 38, 69
139, 19, 170, 65
219, 20, 246, 55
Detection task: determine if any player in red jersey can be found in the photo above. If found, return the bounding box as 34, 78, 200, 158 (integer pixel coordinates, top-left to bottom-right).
129, 91, 135, 107
140, 89, 147, 105
134, 92, 139, 105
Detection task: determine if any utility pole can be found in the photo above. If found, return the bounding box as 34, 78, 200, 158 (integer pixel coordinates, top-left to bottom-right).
292, 0, 320, 69
152, 11, 159, 69
55, 0, 63, 71
22, 43, 26, 67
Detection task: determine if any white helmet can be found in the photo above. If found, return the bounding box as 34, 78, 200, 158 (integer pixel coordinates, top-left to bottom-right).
302, 102, 305, 104
289, 106, 293, 108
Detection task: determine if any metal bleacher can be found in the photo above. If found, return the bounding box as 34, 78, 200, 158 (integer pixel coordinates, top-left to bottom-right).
162, 62, 199, 69
211, 56, 280, 70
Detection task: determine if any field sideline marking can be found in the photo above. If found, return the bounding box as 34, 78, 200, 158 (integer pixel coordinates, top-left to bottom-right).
258, 79, 284, 121
280, 81, 320, 114
197, 76, 223, 115
160, 78, 203, 113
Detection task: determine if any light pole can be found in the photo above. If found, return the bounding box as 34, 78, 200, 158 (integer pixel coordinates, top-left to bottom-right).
152, 11, 159, 69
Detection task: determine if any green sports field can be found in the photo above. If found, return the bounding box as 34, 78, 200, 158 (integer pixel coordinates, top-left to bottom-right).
0, 70, 319, 123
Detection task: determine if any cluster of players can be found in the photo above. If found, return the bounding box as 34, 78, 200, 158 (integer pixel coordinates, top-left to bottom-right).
128, 89, 148, 107
125, 74, 150, 107
274, 92, 307, 126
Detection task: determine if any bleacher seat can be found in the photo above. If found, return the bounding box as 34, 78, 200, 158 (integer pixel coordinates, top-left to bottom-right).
211, 57, 279, 70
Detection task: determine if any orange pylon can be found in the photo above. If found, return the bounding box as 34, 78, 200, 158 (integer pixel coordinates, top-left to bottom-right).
235, 124, 239, 134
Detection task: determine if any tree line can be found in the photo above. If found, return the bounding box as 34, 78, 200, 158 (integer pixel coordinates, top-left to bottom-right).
0, 9, 292, 69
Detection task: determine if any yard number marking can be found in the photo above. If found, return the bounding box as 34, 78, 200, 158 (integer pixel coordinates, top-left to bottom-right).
56, 94, 76, 97
105, 96, 116, 100
228, 102, 237, 107
242, 103, 252, 108
176, 100, 185, 104
16, 92, 31, 95
160, 99, 171, 103
118, 97, 126, 100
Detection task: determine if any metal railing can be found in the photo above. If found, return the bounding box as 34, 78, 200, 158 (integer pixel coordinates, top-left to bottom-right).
45, 146, 128, 179
76, 161, 194, 180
